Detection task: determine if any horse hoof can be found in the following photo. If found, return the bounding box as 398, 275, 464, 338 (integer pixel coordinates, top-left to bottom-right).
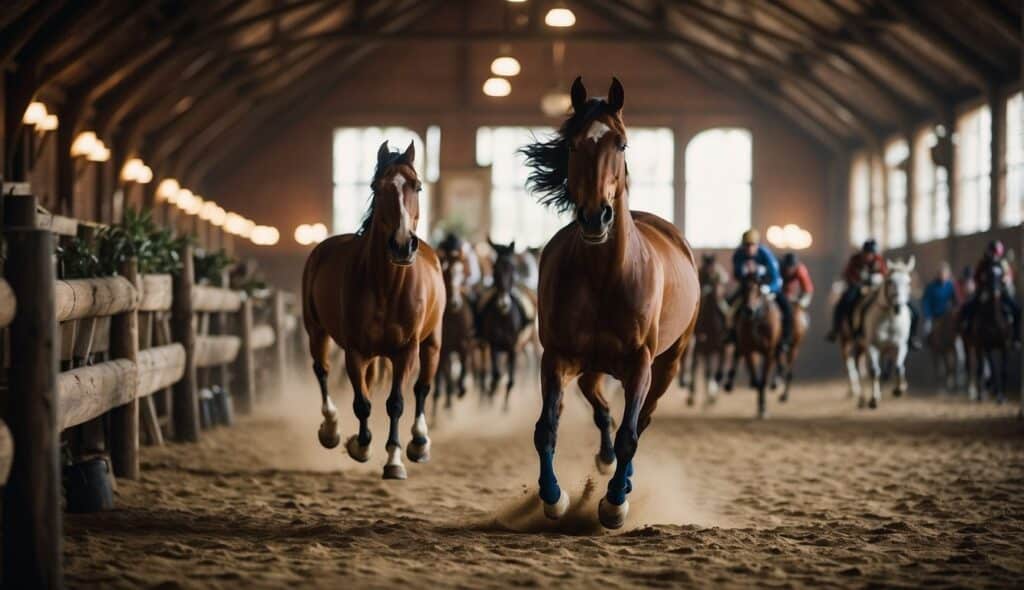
407, 438, 431, 463
756, 409, 768, 420
382, 463, 407, 480
595, 454, 616, 475
345, 435, 371, 463
778, 394, 789, 404
542, 489, 570, 520
857, 397, 867, 409
685, 396, 695, 407
598, 497, 629, 530
318, 422, 340, 449
723, 382, 734, 393
868, 398, 878, 410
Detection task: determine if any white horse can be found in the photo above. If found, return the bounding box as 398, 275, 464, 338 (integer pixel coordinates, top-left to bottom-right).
853, 257, 915, 409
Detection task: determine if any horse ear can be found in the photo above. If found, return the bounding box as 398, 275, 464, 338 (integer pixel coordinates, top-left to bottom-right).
400, 140, 415, 165
488, 236, 497, 251
509, 240, 516, 252
907, 256, 916, 272
608, 77, 624, 112
570, 76, 587, 113
377, 140, 391, 165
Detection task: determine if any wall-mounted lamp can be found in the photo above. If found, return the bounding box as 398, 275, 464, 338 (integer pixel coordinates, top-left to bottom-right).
251, 225, 280, 246
483, 77, 512, 97
294, 223, 328, 245
545, 7, 576, 27
71, 131, 110, 162
156, 178, 181, 202
121, 157, 153, 184
766, 224, 813, 250
491, 55, 521, 77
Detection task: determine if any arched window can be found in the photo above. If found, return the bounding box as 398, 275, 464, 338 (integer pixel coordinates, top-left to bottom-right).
332, 127, 435, 235
685, 128, 751, 248
849, 153, 870, 246
1005, 91, 1024, 226
912, 128, 950, 242
884, 139, 909, 248
955, 104, 992, 235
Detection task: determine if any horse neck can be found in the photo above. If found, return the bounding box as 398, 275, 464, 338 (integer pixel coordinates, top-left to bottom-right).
361, 212, 407, 284
583, 186, 641, 281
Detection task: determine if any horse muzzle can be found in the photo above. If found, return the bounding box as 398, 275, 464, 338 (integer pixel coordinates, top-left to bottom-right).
577, 204, 613, 245
388, 234, 419, 266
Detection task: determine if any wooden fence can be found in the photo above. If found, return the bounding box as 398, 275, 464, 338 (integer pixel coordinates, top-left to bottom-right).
0, 193, 298, 588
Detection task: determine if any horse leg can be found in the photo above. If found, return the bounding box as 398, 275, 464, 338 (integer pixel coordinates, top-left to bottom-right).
457, 347, 469, 399
488, 346, 501, 403
844, 349, 861, 401
866, 346, 882, 409
756, 352, 770, 419
967, 344, 980, 401
382, 347, 416, 480
344, 351, 372, 462
777, 348, 791, 403
686, 350, 699, 407
503, 348, 516, 412
599, 349, 654, 530
723, 346, 740, 392
309, 328, 341, 449
535, 352, 570, 519
408, 330, 440, 463
579, 372, 615, 474
710, 349, 723, 400
893, 345, 908, 397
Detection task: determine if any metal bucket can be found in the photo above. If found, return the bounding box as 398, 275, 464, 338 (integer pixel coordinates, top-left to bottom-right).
212, 386, 234, 427
63, 457, 115, 513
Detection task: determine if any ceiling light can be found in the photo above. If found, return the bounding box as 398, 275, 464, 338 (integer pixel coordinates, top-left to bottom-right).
540, 91, 572, 117
224, 212, 247, 235
210, 206, 227, 227
71, 131, 98, 157
491, 56, 521, 77
121, 158, 145, 182
23, 102, 47, 126
766, 224, 813, 251
199, 200, 219, 221
37, 114, 59, 132
545, 7, 576, 27
157, 179, 180, 201
483, 77, 511, 97
251, 226, 279, 246
87, 141, 110, 162
175, 189, 194, 209
294, 224, 314, 246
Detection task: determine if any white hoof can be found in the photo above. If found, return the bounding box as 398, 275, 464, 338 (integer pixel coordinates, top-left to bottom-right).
345, 435, 371, 463
542, 489, 570, 520
595, 454, 616, 475
598, 497, 629, 529
383, 444, 407, 480
318, 420, 340, 449
407, 437, 431, 463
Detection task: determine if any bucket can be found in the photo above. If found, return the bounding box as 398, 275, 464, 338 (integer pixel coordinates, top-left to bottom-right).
212, 385, 234, 426
199, 388, 215, 429
63, 457, 115, 513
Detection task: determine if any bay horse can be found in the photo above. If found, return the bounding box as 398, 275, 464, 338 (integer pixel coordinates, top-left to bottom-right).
521, 77, 700, 529
773, 296, 808, 403
435, 249, 475, 410
855, 257, 915, 409
302, 141, 444, 480
683, 258, 729, 406
963, 263, 1014, 403
723, 265, 781, 418
476, 239, 532, 410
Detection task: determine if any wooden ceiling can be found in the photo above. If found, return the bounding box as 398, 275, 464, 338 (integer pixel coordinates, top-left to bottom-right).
3, 0, 1021, 189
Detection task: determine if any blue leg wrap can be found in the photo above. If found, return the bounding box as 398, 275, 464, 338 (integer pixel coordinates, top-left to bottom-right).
538, 449, 561, 505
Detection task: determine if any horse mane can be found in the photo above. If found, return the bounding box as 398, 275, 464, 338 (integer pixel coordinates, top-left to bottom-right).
519, 98, 624, 214
357, 148, 410, 236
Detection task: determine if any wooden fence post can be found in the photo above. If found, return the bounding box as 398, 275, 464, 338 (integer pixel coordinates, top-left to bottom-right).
271, 290, 288, 398
172, 244, 200, 442
109, 258, 140, 479
233, 297, 255, 414
2, 202, 62, 588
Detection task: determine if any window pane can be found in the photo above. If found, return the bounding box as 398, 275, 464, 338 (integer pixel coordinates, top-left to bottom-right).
955, 105, 992, 234
1005, 92, 1024, 226
850, 153, 870, 246
885, 139, 908, 248
685, 128, 752, 248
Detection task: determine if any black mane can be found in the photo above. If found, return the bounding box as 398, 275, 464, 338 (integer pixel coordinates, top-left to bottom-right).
357, 147, 409, 236
518, 98, 620, 214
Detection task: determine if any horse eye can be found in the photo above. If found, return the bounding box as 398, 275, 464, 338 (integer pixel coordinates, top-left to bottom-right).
618, 142, 628, 152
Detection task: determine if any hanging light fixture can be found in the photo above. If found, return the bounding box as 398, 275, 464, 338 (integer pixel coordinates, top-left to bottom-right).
156, 178, 180, 202
71, 131, 98, 157
23, 102, 48, 126
37, 114, 59, 131
86, 141, 110, 162
121, 158, 145, 182
545, 7, 576, 27
491, 44, 521, 77
483, 77, 512, 97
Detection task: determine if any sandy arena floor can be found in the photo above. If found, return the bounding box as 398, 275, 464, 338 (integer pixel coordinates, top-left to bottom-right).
63, 376, 1024, 589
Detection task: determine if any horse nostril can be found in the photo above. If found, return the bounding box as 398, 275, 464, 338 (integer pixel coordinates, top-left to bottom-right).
601, 204, 614, 226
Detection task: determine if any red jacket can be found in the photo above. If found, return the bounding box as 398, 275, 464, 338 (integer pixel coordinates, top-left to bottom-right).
844, 253, 887, 285
783, 263, 814, 300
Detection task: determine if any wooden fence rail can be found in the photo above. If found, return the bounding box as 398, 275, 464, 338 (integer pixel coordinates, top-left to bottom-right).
1, 193, 298, 589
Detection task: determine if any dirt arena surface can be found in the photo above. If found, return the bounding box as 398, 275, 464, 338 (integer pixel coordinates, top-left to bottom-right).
64, 378, 1024, 589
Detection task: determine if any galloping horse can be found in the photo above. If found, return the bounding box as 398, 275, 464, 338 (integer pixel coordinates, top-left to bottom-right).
477, 239, 532, 410
853, 257, 915, 409
773, 296, 808, 403
435, 249, 476, 410
302, 141, 444, 479
963, 263, 1014, 403
723, 266, 781, 418
928, 309, 963, 393
684, 259, 729, 406
521, 77, 699, 529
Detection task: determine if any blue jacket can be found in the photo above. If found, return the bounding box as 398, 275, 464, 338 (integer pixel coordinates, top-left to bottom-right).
921, 279, 958, 319
733, 244, 782, 294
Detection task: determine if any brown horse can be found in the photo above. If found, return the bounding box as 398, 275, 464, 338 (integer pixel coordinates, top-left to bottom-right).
723, 268, 781, 418
302, 141, 444, 480
435, 248, 475, 410
684, 258, 729, 406
477, 239, 532, 411
521, 77, 700, 529
963, 276, 1013, 403
773, 297, 808, 403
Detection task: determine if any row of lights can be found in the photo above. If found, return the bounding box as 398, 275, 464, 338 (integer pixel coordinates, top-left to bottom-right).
483, 4, 576, 98
294, 223, 328, 246
766, 224, 814, 251
22, 101, 59, 132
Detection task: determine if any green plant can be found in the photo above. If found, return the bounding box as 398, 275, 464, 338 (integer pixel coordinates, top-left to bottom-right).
57, 237, 102, 279
193, 248, 235, 285
95, 207, 187, 276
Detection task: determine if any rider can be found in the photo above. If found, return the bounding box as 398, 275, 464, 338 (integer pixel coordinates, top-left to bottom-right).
781, 253, 814, 310
960, 240, 1021, 346
954, 265, 976, 303
731, 229, 792, 351
827, 239, 887, 342
921, 262, 958, 336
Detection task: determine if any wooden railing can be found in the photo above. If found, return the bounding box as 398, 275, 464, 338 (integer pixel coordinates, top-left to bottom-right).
0, 192, 299, 587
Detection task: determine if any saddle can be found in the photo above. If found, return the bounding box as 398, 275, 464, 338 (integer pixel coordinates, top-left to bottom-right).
848, 285, 881, 337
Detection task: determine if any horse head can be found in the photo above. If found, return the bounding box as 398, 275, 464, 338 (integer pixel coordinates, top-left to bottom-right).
521, 77, 628, 245
740, 264, 768, 316
883, 256, 915, 312
368, 140, 422, 266
489, 238, 517, 313
442, 250, 467, 309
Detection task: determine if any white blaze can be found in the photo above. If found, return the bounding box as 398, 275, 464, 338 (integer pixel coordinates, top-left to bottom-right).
393, 173, 412, 245
586, 121, 611, 143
